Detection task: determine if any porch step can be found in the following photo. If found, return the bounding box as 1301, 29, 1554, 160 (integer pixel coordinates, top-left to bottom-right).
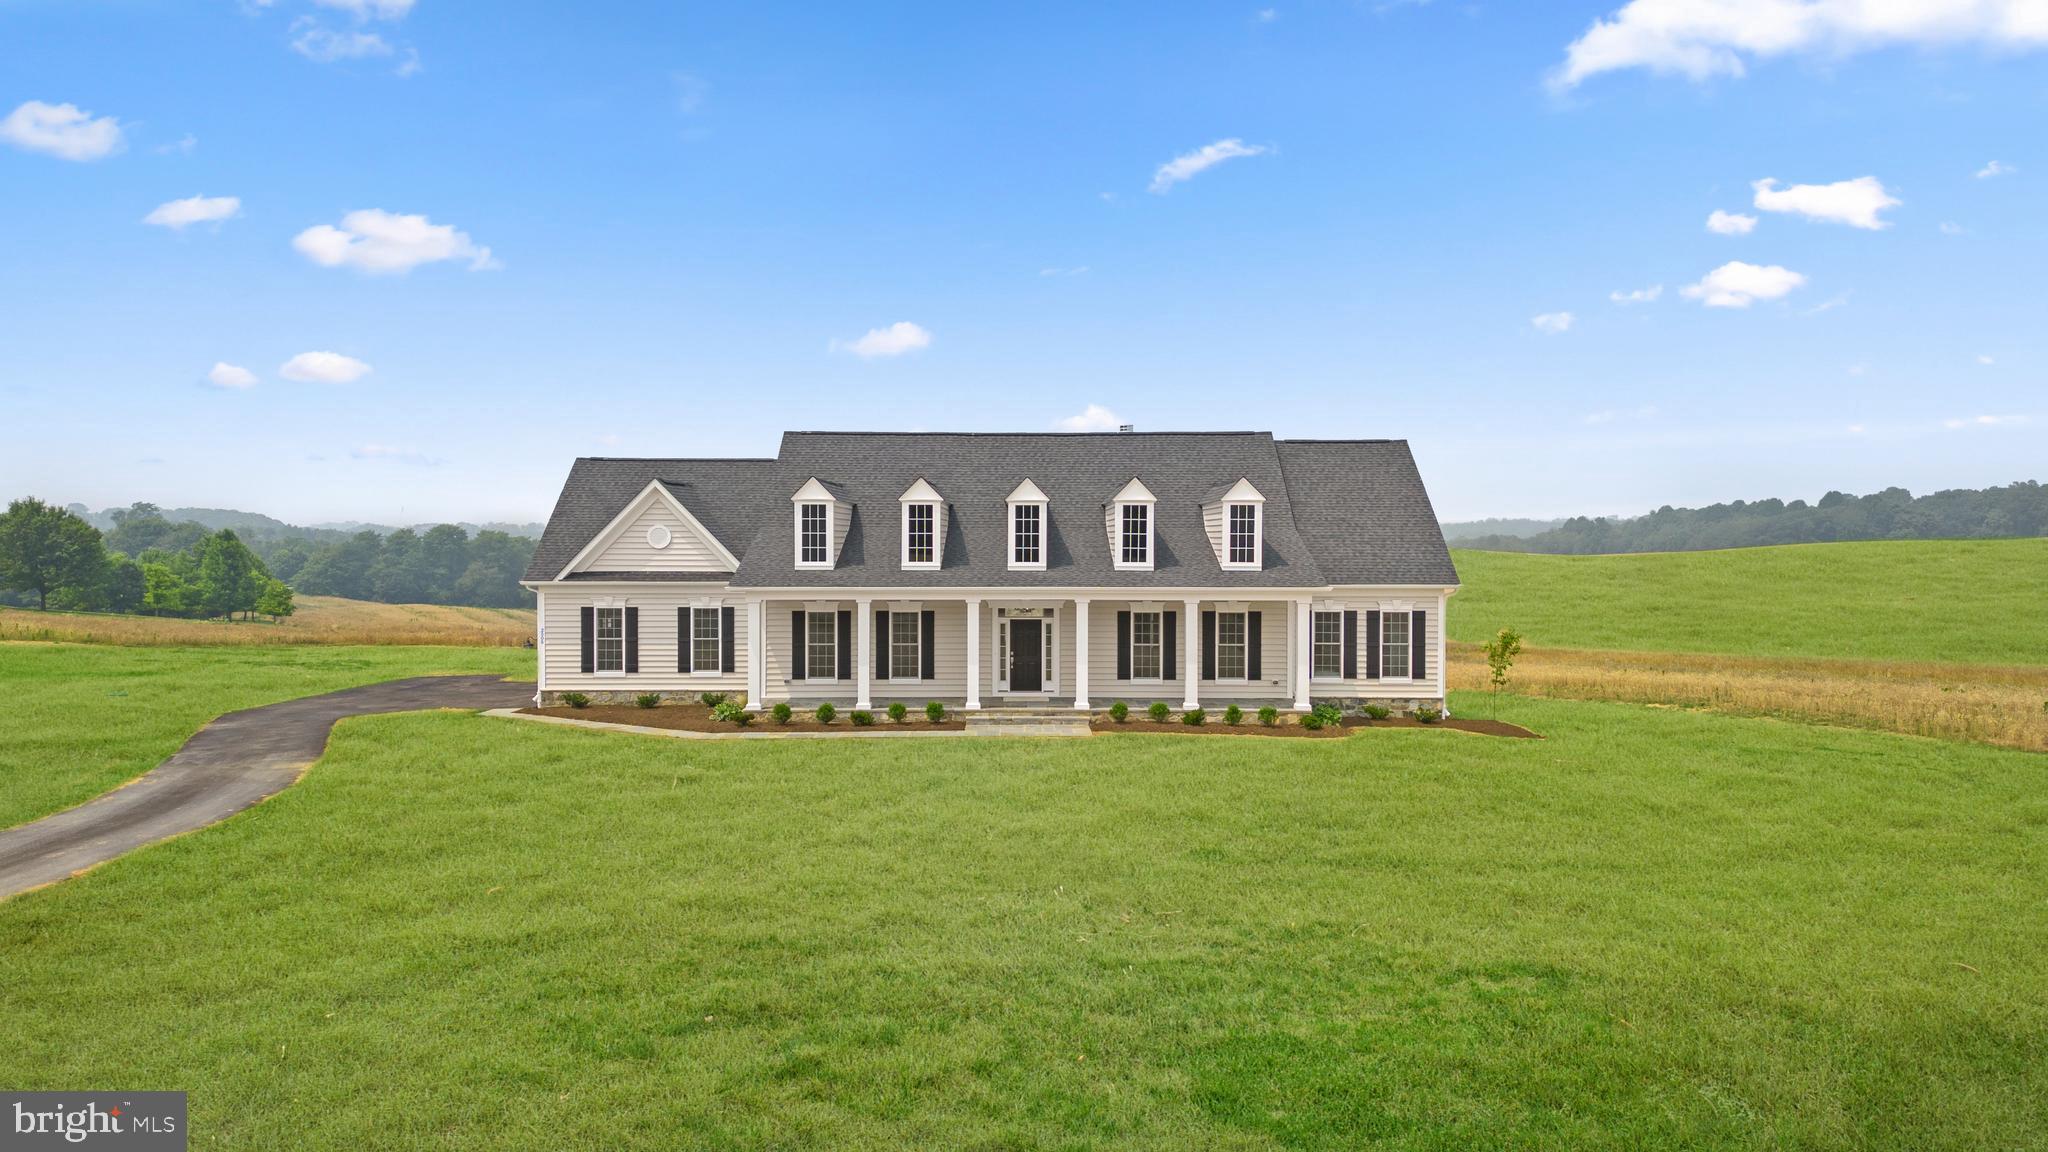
965, 711, 1093, 738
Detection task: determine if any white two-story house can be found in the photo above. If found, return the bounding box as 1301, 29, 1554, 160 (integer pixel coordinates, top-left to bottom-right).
522, 431, 1460, 713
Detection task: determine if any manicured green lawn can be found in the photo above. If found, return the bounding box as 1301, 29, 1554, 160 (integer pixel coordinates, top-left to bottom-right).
1449, 538, 2048, 664
0, 644, 529, 828
3, 694, 2041, 1149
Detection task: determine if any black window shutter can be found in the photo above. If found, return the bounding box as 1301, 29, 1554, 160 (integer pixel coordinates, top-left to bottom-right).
920, 610, 936, 680
678, 607, 691, 673
624, 607, 639, 673
836, 610, 852, 680
1247, 611, 1262, 680
1201, 611, 1216, 680
1115, 611, 1130, 680
1411, 610, 1427, 679
1163, 611, 1177, 680
874, 610, 890, 680
791, 610, 806, 680
721, 606, 736, 673
580, 606, 594, 673
1341, 611, 1357, 679
1365, 610, 1382, 679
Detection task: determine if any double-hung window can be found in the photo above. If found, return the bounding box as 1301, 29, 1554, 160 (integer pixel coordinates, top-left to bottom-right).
1215, 611, 1247, 680
905, 503, 935, 566
1119, 504, 1149, 566
1013, 504, 1042, 566
594, 606, 624, 673
806, 611, 838, 680
891, 611, 922, 680
799, 503, 829, 565
1227, 505, 1258, 566
1130, 611, 1162, 679
1312, 611, 1342, 679
691, 607, 720, 673
1382, 611, 1411, 679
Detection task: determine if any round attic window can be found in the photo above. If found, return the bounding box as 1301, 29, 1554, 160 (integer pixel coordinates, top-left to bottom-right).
646, 524, 672, 550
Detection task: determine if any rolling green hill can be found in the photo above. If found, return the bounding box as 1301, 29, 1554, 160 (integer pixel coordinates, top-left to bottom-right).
1447, 538, 2048, 665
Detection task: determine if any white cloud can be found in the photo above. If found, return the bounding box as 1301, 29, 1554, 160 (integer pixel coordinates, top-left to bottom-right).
1610, 284, 1663, 304
1149, 138, 1270, 193
207, 362, 258, 389
1256, 8, 1279, 22
1976, 159, 2013, 179
1706, 209, 1757, 235
155, 133, 198, 156
314, 0, 415, 17
144, 195, 242, 230
1531, 311, 1575, 334
1943, 414, 2027, 430
833, 321, 932, 359
1846, 423, 1866, 434
1553, 0, 2048, 89
280, 351, 373, 383
291, 25, 393, 61
293, 209, 498, 273
1681, 260, 1806, 308
1056, 404, 1126, 432
1976, 353, 1995, 365
1752, 176, 1899, 229
0, 100, 125, 161
1939, 220, 1967, 235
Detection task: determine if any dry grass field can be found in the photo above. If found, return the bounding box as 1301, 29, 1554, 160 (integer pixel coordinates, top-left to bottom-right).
0, 596, 533, 648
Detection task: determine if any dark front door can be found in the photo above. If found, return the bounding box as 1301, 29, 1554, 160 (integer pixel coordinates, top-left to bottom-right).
1009, 620, 1043, 691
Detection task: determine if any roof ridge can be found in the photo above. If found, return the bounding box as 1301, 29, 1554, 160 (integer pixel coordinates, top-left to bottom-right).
782, 430, 1274, 438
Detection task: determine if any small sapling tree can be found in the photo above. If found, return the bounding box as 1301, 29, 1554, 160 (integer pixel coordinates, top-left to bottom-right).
1484, 627, 1523, 719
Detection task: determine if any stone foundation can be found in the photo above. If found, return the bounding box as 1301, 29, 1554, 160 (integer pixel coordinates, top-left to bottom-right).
1308, 696, 1448, 718
539, 689, 742, 708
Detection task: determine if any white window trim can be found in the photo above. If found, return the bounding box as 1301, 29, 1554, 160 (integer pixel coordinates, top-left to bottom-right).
901, 501, 940, 570
1310, 609, 1344, 682
1113, 501, 1154, 571
889, 608, 923, 681
795, 502, 833, 569
1221, 503, 1263, 570
1128, 608, 1165, 683
1379, 608, 1415, 683
802, 607, 841, 683
1213, 609, 1250, 683
1008, 502, 1047, 571
689, 604, 723, 678
592, 601, 627, 678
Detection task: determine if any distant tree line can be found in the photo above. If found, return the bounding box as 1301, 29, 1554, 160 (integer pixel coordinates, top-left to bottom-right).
0, 498, 292, 619
1458, 482, 2047, 555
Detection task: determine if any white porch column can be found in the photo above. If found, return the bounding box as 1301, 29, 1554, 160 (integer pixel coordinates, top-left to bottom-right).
533, 588, 546, 705
855, 597, 873, 709
1181, 597, 1201, 711
1293, 597, 1313, 711
964, 598, 983, 710
745, 597, 766, 709
1072, 597, 1091, 710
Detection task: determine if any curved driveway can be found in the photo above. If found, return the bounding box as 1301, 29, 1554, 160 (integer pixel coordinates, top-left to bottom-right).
0, 675, 532, 900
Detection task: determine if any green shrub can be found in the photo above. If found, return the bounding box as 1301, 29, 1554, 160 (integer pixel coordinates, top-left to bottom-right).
1108, 701, 1129, 723
1299, 712, 1324, 730
711, 698, 747, 724
925, 701, 946, 723
731, 710, 755, 727
771, 702, 792, 725
850, 710, 875, 727
699, 691, 728, 709
634, 693, 661, 709
887, 702, 908, 723
815, 703, 837, 725
1257, 706, 1278, 726
1312, 701, 1344, 727
560, 692, 591, 710
1182, 708, 1206, 726
1148, 701, 1171, 722
1362, 703, 1391, 720
1223, 704, 1243, 726
1415, 704, 1444, 724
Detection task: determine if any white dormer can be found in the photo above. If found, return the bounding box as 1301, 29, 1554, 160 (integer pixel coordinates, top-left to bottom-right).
1006, 478, 1048, 572
1107, 477, 1156, 571
900, 477, 944, 570
1202, 477, 1265, 571
792, 476, 851, 569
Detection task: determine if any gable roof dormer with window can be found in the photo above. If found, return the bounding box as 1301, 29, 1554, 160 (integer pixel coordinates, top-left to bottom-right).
792, 476, 852, 570
1106, 477, 1156, 572
1202, 477, 1265, 571
1005, 478, 1049, 572
899, 477, 945, 571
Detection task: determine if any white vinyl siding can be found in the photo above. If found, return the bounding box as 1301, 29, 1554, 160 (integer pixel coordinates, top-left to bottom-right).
1290, 593, 1447, 700
540, 587, 748, 696
584, 502, 730, 573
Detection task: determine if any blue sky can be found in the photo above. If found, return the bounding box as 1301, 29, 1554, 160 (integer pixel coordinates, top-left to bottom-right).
2, 0, 2041, 524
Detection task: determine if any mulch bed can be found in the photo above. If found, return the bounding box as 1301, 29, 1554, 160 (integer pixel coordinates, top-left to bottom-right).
525, 704, 968, 733
1091, 715, 1539, 739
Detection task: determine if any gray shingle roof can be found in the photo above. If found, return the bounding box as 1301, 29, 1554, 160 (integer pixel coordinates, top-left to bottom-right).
525, 432, 1458, 588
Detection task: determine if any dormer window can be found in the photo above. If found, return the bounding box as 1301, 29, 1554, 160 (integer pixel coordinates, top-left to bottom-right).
899, 477, 944, 570
799, 503, 829, 565
1006, 479, 1048, 571
1228, 505, 1258, 565
1109, 477, 1156, 571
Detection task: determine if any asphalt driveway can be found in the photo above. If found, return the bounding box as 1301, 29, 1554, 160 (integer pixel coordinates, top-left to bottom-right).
0, 675, 532, 900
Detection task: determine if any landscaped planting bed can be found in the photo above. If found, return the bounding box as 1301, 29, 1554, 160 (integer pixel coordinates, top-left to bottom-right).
525, 702, 967, 733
